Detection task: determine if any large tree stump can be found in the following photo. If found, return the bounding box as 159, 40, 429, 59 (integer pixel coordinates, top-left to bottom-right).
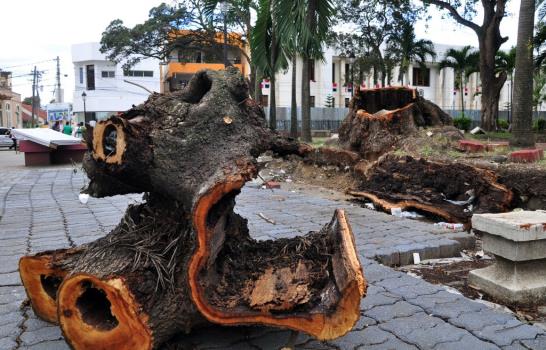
338, 87, 452, 160
19, 68, 366, 349
349, 155, 513, 227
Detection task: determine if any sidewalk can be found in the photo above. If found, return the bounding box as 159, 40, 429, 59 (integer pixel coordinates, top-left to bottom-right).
0, 167, 544, 349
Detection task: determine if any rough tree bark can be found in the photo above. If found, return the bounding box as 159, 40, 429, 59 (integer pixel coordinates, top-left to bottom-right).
338, 87, 451, 160
19, 68, 366, 350
423, 0, 508, 131
349, 155, 513, 227
510, 0, 536, 147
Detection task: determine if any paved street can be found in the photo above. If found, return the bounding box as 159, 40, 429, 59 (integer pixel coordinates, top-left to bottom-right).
0, 162, 545, 349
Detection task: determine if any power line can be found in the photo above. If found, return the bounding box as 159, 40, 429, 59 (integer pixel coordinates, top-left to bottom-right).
0, 59, 55, 70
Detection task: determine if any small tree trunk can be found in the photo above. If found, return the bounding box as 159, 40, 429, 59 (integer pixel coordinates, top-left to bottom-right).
511, 0, 536, 147
301, 58, 312, 142
254, 68, 263, 103
461, 73, 465, 117
269, 73, 277, 130
290, 55, 298, 138
478, 34, 507, 132
269, 34, 277, 130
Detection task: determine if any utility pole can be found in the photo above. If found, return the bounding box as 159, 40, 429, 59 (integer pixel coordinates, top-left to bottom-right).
31, 66, 36, 128
55, 56, 62, 103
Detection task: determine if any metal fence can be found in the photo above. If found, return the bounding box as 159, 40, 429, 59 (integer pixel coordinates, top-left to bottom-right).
263, 107, 546, 132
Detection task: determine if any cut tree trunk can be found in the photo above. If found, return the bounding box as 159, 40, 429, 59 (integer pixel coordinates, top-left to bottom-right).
338, 87, 451, 160
349, 155, 513, 227
20, 68, 366, 349
19, 248, 83, 323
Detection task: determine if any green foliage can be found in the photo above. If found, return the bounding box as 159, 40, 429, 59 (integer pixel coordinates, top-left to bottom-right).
533, 73, 546, 110
497, 119, 509, 130
496, 47, 516, 77
331, 0, 420, 85
534, 118, 546, 131
453, 115, 472, 131
100, 1, 252, 70
439, 46, 479, 87
274, 0, 336, 61
385, 21, 436, 84
324, 94, 335, 107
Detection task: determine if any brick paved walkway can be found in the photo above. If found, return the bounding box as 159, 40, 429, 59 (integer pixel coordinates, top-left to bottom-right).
0, 168, 545, 349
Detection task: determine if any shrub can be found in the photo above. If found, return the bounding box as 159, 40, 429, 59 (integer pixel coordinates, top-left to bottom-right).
453, 115, 472, 131
497, 119, 509, 130
534, 118, 546, 132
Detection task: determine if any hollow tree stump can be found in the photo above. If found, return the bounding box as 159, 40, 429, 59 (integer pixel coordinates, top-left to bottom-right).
19, 68, 366, 349
338, 87, 452, 160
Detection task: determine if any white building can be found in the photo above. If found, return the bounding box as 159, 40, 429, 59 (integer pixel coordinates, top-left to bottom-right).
261, 43, 510, 118
71, 42, 160, 123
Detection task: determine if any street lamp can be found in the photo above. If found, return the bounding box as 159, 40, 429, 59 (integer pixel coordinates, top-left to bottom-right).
348, 52, 356, 97
81, 91, 87, 123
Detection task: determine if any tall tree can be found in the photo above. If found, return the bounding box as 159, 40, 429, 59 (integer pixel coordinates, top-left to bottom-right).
204, 0, 261, 96
275, 0, 335, 142
333, 0, 419, 86
495, 47, 516, 123
439, 46, 479, 118
251, 0, 288, 130
511, 0, 536, 146
422, 0, 508, 131
101, 1, 256, 92
385, 21, 436, 85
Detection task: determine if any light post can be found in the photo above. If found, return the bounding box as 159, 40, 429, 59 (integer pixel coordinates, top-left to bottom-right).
81, 91, 87, 123
348, 52, 356, 97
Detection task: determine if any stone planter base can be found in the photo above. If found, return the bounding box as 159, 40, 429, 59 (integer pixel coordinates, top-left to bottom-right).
470, 211, 546, 305
469, 257, 546, 304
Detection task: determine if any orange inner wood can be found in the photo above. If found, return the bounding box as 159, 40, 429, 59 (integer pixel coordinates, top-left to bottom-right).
92, 120, 126, 165
57, 274, 152, 350
188, 177, 366, 340
19, 255, 67, 323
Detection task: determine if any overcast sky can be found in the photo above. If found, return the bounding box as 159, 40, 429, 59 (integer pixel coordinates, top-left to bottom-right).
0, 0, 521, 104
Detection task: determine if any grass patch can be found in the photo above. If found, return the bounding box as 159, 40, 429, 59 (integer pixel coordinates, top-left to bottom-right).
309, 137, 329, 148
468, 132, 512, 141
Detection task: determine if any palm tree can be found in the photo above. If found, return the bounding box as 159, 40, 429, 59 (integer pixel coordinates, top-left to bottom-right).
511, 0, 536, 147
439, 46, 479, 119
274, 0, 335, 142
251, 0, 289, 130
386, 22, 436, 85
496, 47, 516, 124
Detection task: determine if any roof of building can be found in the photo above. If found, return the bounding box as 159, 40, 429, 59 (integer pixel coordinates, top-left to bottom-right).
21, 103, 47, 122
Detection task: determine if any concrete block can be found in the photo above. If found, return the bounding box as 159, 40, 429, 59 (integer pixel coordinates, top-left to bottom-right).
482, 233, 546, 261
472, 211, 546, 242
469, 257, 546, 304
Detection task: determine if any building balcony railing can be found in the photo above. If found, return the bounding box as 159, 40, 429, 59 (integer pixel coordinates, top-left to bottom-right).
165, 62, 244, 78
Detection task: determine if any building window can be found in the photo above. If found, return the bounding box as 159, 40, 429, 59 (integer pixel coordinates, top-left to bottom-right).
345, 63, 350, 84
5, 103, 10, 111
412, 67, 430, 87
308, 60, 315, 81
260, 95, 269, 107
332, 63, 336, 83
124, 70, 154, 77
345, 98, 350, 107
310, 96, 315, 107
101, 71, 115, 78
79, 67, 83, 84
86, 65, 95, 90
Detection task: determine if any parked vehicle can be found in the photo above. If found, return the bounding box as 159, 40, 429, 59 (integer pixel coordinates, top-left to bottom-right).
0, 128, 13, 147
